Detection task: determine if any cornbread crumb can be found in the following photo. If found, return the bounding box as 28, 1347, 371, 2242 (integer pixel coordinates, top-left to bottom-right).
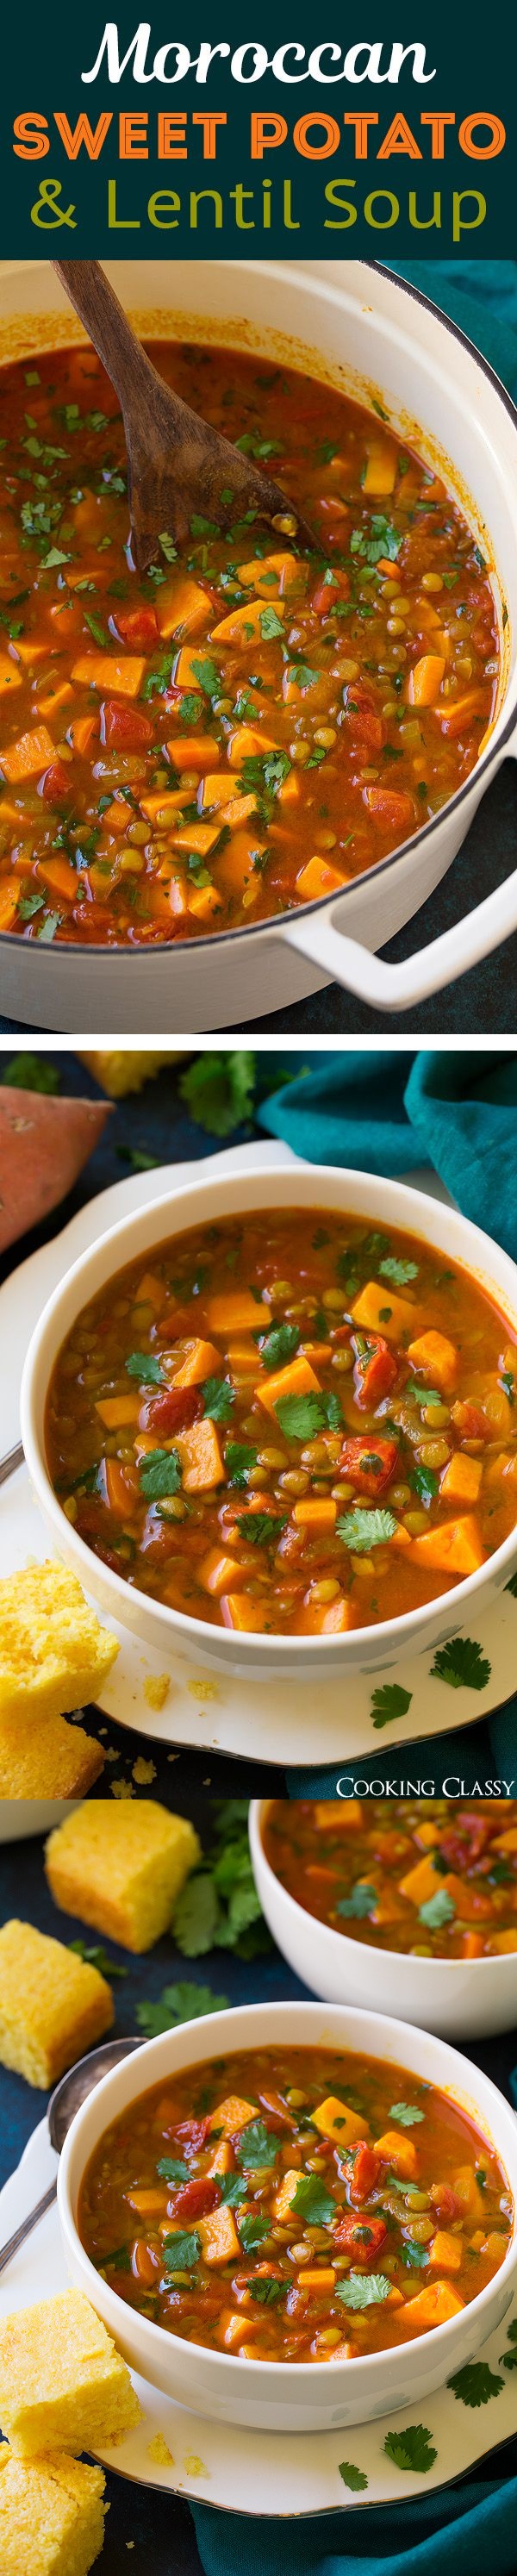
184, 2454, 209, 2479
0, 1562, 118, 1728
0, 2447, 106, 2576
187, 1679, 220, 1703
80, 1051, 184, 1098
0, 2289, 140, 2457
0, 1920, 113, 2087
45, 1799, 201, 1952
132, 1756, 156, 1784
111, 1780, 134, 1799
147, 2433, 174, 2467
0, 1708, 104, 1799
144, 1675, 170, 1713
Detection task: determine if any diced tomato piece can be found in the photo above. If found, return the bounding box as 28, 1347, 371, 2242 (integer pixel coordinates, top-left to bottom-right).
333, 2213, 387, 2261
102, 698, 154, 752
339, 1436, 399, 1499
346, 2143, 382, 2205
451, 1400, 489, 1443
139, 1385, 202, 1436
312, 569, 350, 615
113, 604, 159, 648
343, 684, 386, 755
40, 760, 70, 804
169, 2177, 219, 2224
429, 2182, 461, 2222
174, 2116, 212, 2152
352, 1332, 398, 1410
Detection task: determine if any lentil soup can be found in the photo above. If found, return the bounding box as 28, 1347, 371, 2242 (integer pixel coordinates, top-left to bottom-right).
262, 1799, 517, 1960
78, 2044, 513, 2362
0, 339, 499, 947
45, 1204, 517, 1637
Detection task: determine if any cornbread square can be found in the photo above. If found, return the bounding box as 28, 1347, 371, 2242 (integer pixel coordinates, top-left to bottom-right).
0, 1711, 104, 1799
0, 1562, 118, 1728
0, 2447, 106, 2576
80, 1050, 184, 1096
45, 1799, 201, 1952
0, 2288, 140, 2457
0, 1921, 114, 2087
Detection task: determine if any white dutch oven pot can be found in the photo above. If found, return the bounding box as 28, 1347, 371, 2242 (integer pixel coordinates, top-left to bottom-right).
20, 1160, 517, 1681
1, 255, 516, 1033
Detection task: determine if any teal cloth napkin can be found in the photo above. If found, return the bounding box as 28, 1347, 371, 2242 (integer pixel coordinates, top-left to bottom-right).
191, 2479, 517, 2576
189, 263, 517, 2576
256, 1045, 517, 1794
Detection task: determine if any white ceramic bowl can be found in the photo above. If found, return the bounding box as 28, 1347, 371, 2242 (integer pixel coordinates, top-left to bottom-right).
1, 257, 516, 1033
57, 1996, 517, 2434
250, 1802, 517, 2042
21, 1158, 517, 1682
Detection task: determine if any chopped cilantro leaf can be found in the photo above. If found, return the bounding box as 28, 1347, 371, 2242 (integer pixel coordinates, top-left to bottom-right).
126, 1351, 163, 1385
337, 1507, 397, 1551
383, 2424, 437, 2473
138, 1448, 182, 1500
371, 1682, 413, 1730
430, 1637, 491, 1692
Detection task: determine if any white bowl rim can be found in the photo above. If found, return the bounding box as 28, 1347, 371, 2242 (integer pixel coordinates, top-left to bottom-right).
249, 1797, 517, 1984
58, 1995, 517, 2386
1, 257, 516, 964
22, 1157, 517, 1660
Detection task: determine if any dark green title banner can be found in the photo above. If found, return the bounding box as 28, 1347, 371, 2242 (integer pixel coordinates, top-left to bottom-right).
1, 13, 514, 257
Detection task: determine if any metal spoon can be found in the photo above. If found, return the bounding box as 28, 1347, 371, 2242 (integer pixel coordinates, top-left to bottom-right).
52, 258, 315, 568
0, 2035, 142, 2274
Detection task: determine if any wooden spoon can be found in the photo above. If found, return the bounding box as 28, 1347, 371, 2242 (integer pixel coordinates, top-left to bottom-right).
53, 259, 315, 571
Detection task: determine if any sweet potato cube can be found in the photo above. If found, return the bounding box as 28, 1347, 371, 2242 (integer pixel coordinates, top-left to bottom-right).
72, 655, 146, 697
399, 1853, 442, 1906
199, 1550, 245, 1598
362, 444, 396, 496
96, 1394, 140, 1429
221, 1594, 268, 1632
199, 772, 234, 809
300, 1595, 355, 1636
452, 2165, 486, 2221
302, 2267, 336, 2292
258, 1354, 321, 1419
218, 2309, 261, 2348
428, 2230, 463, 2271
1, 724, 56, 783
374, 2130, 418, 2179
406, 654, 445, 708
0, 656, 22, 698
271, 2167, 302, 2220
396, 2280, 464, 2332
294, 1498, 337, 1531
314, 1800, 363, 1830
312, 2097, 365, 2148
351, 1281, 416, 1340
0, 878, 20, 932
174, 647, 220, 690
237, 553, 303, 596
208, 2093, 257, 2136
493, 1826, 517, 1853
440, 1453, 483, 1506
206, 2137, 233, 2177
173, 1338, 221, 1388
171, 823, 221, 858
296, 857, 348, 901
407, 1330, 458, 1393
197, 2205, 240, 2266
206, 1290, 269, 1335
177, 1419, 225, 1492
488, 1930, 517, 1953
167, 733, 217, 774
211, 599, 286, 647
410, 1516, 485, 1576
159, 578, 210, 640
227, 726, 278, 767
218, 831, 266, 895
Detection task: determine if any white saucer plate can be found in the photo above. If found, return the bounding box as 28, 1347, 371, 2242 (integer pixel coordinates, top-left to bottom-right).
3, 1138, 513, 1768
1, 2120, 516, 2517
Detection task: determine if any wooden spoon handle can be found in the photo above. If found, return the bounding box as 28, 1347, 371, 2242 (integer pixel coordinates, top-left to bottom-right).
52, 259, 159, 415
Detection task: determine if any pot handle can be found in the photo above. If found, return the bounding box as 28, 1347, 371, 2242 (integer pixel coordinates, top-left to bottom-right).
283, 745, 517, 1014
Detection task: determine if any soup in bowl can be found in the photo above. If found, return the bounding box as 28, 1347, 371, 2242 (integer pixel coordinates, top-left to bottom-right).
22, 1163, 517, 1679
57, 1999, 517, 2432
250, 1799, 517, 2040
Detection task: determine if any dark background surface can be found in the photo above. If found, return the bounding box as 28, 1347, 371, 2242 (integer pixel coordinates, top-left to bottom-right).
1, 1823, 516, 2574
